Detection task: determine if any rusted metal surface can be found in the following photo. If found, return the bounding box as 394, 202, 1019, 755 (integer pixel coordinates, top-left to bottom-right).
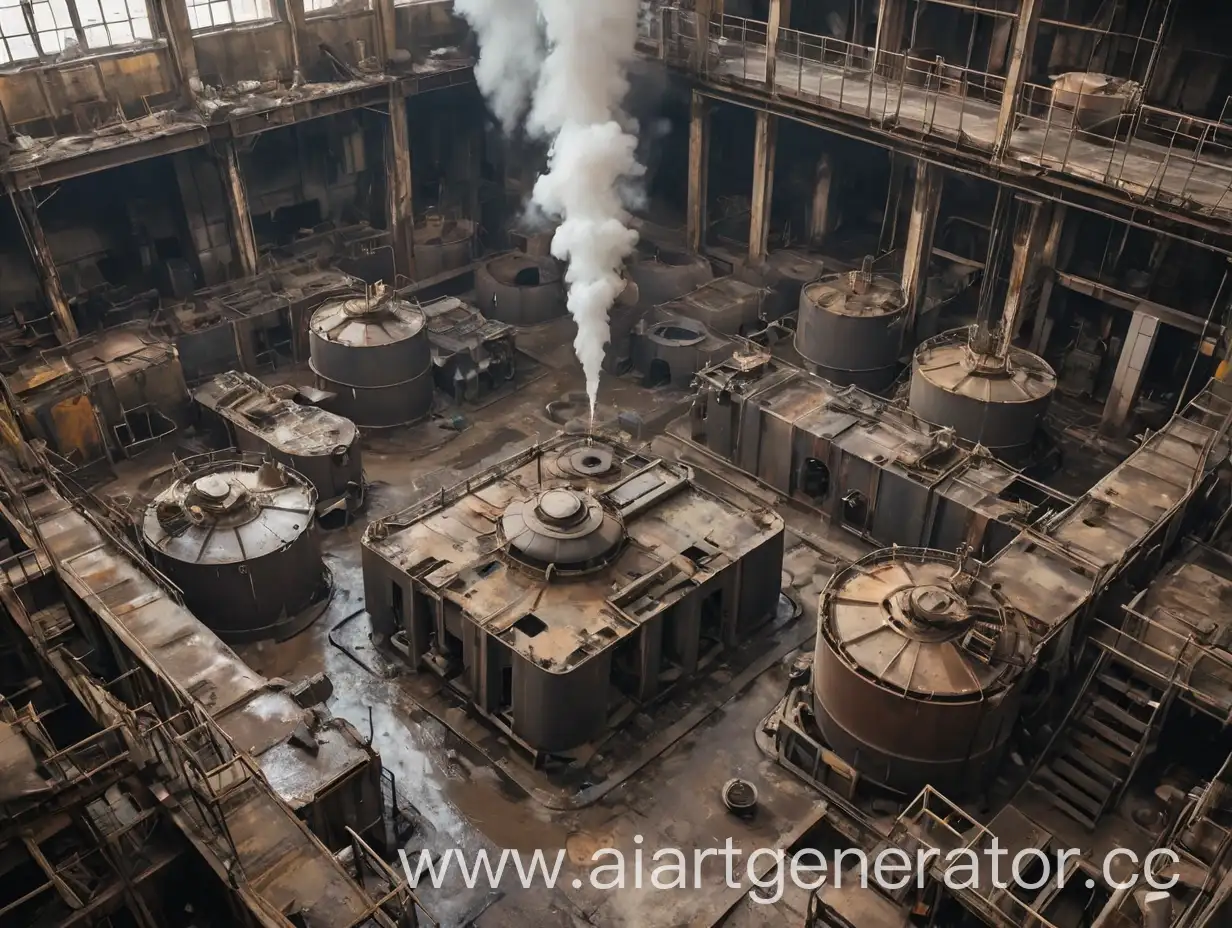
692, 352, 1051, 556
363, 433, 785, 755
420, 296, 517, 404
221, 141, 259, 279
0, 475, 376, 843
387, 84, 416, 283
194, 370, 363, 513
814, 546, 1032, 796
475, 253, 567, 327
142, 456, 325, 642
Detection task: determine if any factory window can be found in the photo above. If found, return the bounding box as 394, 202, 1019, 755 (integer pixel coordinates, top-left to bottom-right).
185, 0, 273, 32
303, 0, 371, 14
0, 0, 152, 64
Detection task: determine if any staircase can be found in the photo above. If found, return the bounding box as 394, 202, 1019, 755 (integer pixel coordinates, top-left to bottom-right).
1029, 653, 1174, 829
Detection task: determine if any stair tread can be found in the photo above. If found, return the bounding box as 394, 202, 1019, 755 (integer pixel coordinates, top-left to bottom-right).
1069, 732, 1132, 769
1077, 715, 1139, 755
1034, 784, 1098, 830
1060, 744, 1122, 784
1091, 696, 1150, 733
1096, 671, 1159, 706
1050, 757, 1115, 800
1036, 767, 1104, 815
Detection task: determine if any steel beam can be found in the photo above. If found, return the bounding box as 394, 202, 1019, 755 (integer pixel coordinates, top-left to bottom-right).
10, 188, 78, 343
687, 90, 711, 254
748, 110, 778, 264
387, 84, 416, 283
220, 142, 259, 278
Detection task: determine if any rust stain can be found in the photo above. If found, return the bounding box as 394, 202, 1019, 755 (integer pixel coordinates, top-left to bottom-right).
49, 395, 106, 465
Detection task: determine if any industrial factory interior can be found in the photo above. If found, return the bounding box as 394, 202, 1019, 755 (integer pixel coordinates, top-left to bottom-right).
8, 0, 1232, 926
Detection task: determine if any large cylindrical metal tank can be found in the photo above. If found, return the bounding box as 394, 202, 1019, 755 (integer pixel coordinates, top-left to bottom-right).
794, 265, 906, 392
909, 326, 1057, 458
413, 215, 474, 279
308, 290, 433, 428
476, 253, 566, 326
814, 547, 1031, 797
629, 243, 713, 307
142, 458, 325, 643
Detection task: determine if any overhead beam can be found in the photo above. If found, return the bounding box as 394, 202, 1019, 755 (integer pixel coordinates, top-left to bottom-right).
10, 189, 78, 343
387, 85, 416, 282
686, 90, 711, 254
219, 142, 259, 278
993, 0, 1043, 159
748, 111, 778, 264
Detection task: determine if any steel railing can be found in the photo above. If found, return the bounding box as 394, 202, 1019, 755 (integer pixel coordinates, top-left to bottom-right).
655, 7, 1232, 220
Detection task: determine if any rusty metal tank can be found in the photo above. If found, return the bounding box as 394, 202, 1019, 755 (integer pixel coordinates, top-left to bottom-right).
413, 214, 475, 279
909, 326, 1057, 458
142, 457, 325, 643
814, 546, 1031, 797
475, 253, 566, 326
794, 261, 906, 392
308, 287, 433, 428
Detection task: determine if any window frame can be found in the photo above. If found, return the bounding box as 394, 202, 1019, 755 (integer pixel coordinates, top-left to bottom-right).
0, 0, 156, 66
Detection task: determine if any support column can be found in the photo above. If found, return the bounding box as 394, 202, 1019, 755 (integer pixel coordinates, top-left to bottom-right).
387, 84, 416, 282
11, 189, 78, 342
156, 0, 199, 92
220, 142, 259, 278
900, 159, 943, 339
373, 0, 397, 66
1102, 311, 1160, 433
764, 0, 791, 91
994, 196, 1045, 359
686, 90, 710, 255
993, 0, 1043, 160
692, 0, 713, 71
748, 111, 778, 264
873, 0, 907, 69
1027, 204, 1067, 352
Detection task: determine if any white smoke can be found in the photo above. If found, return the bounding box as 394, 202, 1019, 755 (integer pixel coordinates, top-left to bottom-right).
459, 0, 644, 417
454, 0, 544, 135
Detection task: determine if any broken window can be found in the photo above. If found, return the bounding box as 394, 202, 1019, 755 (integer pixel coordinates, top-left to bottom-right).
185, 0, 273, 32
0, 0, 153, 64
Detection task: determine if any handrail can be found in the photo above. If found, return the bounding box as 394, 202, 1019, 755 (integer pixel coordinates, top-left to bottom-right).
656, 7, 1232, 220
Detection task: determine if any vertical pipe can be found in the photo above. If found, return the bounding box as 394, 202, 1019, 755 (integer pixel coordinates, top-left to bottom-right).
971, 187, 1013, 355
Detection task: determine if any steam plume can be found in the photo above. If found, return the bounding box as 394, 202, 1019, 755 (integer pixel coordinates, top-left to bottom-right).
461, 0, 644, 416
454, 0, 543, 134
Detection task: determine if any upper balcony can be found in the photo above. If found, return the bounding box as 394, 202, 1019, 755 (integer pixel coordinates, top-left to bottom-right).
641, 6, 1232, 230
